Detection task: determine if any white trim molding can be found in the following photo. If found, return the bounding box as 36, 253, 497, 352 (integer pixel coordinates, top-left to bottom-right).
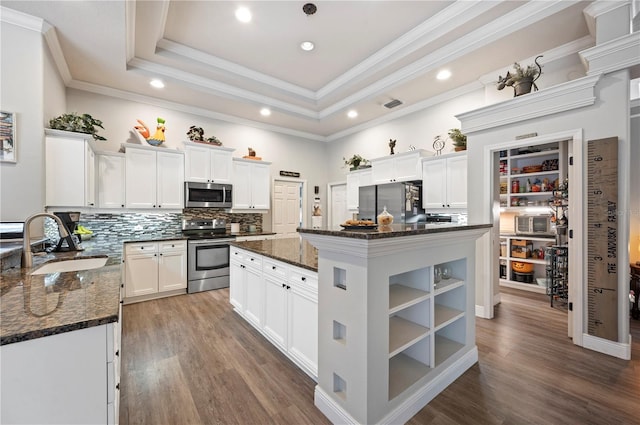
582, 333, 631, 360
580, 32, 640, 75
455, 74, 601, 133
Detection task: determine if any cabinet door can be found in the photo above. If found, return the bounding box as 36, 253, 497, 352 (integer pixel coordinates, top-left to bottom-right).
394, 154, 422, 182
156, 152, 184, 209
287, 284, 318, 375
243, 265, 264, 328
124, 253, 159, 297
232, 161, 253, 209
229, 260, 245, 311
346, 173, 360, 211
125, 149, 157, 208
250, 163, 271, 209
263, 274, 288, 350
210, 149, 232, 183
158, 248, 187, 292
422, 159, 447, 209
45, 136, 86, 207
184, 145, 210, 183
371, 157, 395, 184
97, 154, 125, 208
85, 144, 96, 207
446, 155, 467, 209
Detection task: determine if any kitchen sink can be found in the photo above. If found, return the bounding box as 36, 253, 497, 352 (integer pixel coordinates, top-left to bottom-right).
31, 257, 108, 275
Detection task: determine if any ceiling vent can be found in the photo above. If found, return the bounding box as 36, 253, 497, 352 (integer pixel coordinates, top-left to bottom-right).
383, 99, 403, 109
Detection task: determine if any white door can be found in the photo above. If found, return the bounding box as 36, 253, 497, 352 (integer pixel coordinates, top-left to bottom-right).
272, 180, 301, 236
250, 163, 271, 209
330, 183, 349, 227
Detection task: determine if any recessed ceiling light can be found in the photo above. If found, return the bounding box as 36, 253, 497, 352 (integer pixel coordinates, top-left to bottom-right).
260, 108, 271, 116
436, 69, 452, 80
300, 41, 315, 51
235, 7, 252, 23
150, 79, 164, 89
347, 110, 358, 118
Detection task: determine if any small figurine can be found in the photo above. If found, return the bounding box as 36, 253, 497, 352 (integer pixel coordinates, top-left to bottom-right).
135, 118, 165, 146
312, 205, 322, 216
389, 139, 396, 155
248, 147, 256, 157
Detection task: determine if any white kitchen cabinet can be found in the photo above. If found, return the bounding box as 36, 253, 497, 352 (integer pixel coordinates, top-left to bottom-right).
346, 168, 372, 211
371, 149, 429, 184
422, 153, 467, 210
97, 152, 125, 208
231, 249, 318, 378
232, 158, 271, 211
45, 129, 97, 208
124, 240, 187, 302
183, 141, 234, 183
123, 144, 184, 209
0, 322, 121, 425
229, 247, 263, 328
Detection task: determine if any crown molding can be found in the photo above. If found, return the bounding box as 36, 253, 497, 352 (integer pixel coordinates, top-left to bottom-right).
156, 39, 317, 101
579, 32, 640, 75
125, 0, 136, 63
67, 80, 326, 142
583, 0, 632, 38
0, 6, 43, 31
455, 74, 601, 133
127, 57, 320, 120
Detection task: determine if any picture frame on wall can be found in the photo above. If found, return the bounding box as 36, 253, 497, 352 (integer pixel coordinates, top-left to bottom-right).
0, 111, 16, 163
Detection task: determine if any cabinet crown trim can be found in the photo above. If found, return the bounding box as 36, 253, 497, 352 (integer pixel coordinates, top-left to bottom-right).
120, 142, 184, 154
232, 157, 272, 165
182, 141, 235, 152
370, 148, 433, 162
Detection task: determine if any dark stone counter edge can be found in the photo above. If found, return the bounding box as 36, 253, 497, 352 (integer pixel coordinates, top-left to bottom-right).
230, 241, 318, 273
298, 223, 493, 239
0, 314, 118, 346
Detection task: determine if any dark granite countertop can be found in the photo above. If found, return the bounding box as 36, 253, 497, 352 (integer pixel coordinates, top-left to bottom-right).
0, 250, 122, 346
230, 238, 318, 272
298, 222, 493, 240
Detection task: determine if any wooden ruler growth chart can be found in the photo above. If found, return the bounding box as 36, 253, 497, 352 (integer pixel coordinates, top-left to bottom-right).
586, 137, 619, 341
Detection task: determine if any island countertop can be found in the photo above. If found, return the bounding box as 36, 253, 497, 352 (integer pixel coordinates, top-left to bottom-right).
230, 237, 318, 272
0, 248, 122, 346
297, 222, 493, 239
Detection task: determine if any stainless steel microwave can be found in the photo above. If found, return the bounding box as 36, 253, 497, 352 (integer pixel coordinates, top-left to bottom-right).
185, 182, 232, 208
515, 215, 554, 235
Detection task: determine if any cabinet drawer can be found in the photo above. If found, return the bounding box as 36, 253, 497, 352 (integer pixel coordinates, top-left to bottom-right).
159, 240, 186, 252
289, 268, 317, 290
263, 258, 287, 279
230, 248, 245, 261
125, 242, 157, 254
243, 253, 262, 269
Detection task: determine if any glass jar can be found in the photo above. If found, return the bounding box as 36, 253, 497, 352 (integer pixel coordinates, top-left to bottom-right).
377, 206, 393, 226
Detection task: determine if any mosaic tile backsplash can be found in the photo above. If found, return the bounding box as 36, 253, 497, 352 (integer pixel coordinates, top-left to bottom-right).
45, 209, 263, 255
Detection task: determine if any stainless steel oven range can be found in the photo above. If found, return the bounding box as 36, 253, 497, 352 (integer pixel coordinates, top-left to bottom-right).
183, 219, 234, 293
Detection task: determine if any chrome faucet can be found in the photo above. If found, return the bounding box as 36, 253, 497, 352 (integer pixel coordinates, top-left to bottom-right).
22, 213, 70, 268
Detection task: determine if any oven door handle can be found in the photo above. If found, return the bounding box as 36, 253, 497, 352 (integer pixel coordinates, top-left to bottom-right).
188, 239, 235, 246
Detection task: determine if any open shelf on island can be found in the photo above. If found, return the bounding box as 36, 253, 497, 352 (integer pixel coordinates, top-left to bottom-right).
389, 316, 430, 357
389, 284, 430, 314
388, 352, 431, 401
434, 304, 464, 330
434, 334, 464, 367
434, 277, 464, 294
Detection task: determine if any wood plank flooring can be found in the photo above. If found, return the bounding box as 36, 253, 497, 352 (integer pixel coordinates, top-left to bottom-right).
119, 287, 640, 425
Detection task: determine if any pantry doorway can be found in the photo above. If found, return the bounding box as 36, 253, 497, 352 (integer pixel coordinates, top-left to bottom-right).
272, 178, 305, 238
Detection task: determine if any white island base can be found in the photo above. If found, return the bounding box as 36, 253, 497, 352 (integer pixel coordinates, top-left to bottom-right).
300, 225, 490, 425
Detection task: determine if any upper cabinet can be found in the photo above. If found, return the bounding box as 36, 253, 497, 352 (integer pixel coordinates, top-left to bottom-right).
422, 153, 467, 210
232, 158, 271, 212
45, 129, 96, 208
123, 144, 184, 209
183, 142, 234, 184
371, 149, 430, 184
96, 152, 125, 209
346, 168, 372, 211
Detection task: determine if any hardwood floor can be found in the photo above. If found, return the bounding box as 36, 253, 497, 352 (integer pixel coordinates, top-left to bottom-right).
119, 287, 640, 425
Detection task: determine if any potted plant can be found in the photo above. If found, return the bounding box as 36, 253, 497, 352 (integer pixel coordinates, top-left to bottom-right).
497, 55, 543, 97
343, 154, 369, 170
448, 128, 467, 152
49, 113, 106, 141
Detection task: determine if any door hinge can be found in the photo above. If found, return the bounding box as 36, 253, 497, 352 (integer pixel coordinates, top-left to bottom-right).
569, 156, 573, 166
569, 229, 573, 239
568, 302, 573, 311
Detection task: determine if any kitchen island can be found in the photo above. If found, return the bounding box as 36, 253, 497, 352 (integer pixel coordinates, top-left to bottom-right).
298, 223, 491, 425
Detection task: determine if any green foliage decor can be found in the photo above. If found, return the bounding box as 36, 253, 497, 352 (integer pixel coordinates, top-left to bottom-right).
49, 113, 106, 141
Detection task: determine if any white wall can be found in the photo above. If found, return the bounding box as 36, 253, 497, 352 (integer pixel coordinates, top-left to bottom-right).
0, 21, 64, 222
65, 89, 329, 230
630, 106, 640, 264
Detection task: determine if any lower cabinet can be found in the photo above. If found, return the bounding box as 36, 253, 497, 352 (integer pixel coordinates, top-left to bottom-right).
230, 247, 318, 379
0, 322, 121, 425
124, 240, 187, 302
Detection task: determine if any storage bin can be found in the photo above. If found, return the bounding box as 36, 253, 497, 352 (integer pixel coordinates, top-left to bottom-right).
511, 239, 532, 258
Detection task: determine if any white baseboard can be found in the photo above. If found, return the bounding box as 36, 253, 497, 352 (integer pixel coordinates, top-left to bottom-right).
475, 304, 491, 318
582, 333, 631, 360
494, 292, 501, 305
314, 347, 479, 424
